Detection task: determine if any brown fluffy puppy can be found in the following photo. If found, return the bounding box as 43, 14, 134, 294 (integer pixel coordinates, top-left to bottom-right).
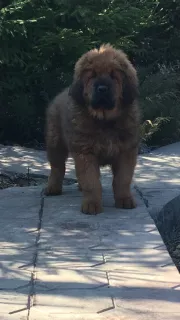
45, 44, 140, 214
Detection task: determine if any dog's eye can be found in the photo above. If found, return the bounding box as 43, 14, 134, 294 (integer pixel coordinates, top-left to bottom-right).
110, 71, 120, 80
85, 70, 96, 80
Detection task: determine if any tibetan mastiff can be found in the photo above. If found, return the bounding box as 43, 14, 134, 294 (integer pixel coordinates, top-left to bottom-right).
45, 44, 140, 214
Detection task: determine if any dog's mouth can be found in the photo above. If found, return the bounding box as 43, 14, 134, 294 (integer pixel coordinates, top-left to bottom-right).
88, 104, 118, 122
90, 97, 116, 121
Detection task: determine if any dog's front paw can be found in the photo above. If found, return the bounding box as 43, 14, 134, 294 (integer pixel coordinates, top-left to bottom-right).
44, 185, 62, 196
81, 199, 103, 215
115, 195, 136, 209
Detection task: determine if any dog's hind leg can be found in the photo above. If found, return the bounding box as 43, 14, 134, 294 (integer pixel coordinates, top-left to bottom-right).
45, 107, 68, 196
45, 145, 68, 196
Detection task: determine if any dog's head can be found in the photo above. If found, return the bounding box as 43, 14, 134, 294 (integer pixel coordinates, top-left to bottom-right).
69, 44, 139, 121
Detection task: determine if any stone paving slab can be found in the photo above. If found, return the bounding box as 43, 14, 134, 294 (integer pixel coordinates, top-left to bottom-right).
32, 288, 114, 314
39, 223, 157, 248
135, 153, 180, 189
36, 250, 103, 269
25, 313, 180, 320
0, 268, 31, 291
103, 248, 174, 271
0, 292, 29, 320
92, 229, 161, 250
135, 143, 180, 216
111, 274, 180, 311
0, 186, 41, 220
31, 184, 179, 319
0, 187, 40, 319
0, 247, 34, 290
0, 220, 38, 249
39, 217, 154, 234
35, 269, 108, 290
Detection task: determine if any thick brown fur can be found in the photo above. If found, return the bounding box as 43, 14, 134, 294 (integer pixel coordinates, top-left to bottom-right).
45, 44, 140, 214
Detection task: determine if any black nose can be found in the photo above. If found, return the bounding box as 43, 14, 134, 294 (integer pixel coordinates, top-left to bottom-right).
97, 85, 108, 93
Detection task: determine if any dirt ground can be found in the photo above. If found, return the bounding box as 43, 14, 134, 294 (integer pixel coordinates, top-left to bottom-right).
0, 170, 77, 189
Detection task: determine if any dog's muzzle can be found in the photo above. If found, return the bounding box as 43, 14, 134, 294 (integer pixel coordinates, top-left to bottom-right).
91, 79, 115, 110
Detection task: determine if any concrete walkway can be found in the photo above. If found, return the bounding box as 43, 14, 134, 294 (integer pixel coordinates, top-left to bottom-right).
0, 143, 180, 319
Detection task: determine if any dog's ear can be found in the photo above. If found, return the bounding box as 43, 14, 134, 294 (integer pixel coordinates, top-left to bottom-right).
122, 71, 139, 106
69, 79, 84, 106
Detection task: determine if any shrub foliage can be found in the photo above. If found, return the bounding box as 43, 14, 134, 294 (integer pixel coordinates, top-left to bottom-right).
0, 0, 180, 146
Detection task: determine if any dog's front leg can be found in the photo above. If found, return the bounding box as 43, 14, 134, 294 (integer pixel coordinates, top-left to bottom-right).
112, 147, 138, 209
74, 153, 102, 214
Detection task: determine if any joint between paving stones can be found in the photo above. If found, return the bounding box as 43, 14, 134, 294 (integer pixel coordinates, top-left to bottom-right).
27, 189, 45, 320
134, 184, 149, 208
106, 271, 110, 287
97, 296, 116, 314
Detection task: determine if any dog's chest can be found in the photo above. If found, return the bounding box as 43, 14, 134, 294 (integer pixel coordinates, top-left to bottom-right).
93, 128, 123, 159
69, 116, 134, 162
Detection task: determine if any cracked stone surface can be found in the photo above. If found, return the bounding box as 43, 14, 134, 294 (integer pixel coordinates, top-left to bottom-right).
0, 143, 180, 319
